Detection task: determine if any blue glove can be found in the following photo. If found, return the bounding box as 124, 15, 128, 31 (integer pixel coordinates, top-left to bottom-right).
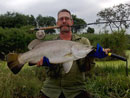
88, 43, 107, 58
42, 56, 51, 67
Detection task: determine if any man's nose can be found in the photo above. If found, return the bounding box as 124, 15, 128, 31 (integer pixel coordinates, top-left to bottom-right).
63, 18, 66, 22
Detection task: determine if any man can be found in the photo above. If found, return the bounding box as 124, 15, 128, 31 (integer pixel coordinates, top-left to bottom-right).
37, 9, 110, 98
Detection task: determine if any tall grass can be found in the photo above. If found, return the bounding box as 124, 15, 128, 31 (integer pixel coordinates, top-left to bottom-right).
85, 51, 130, 98
0, 62, 43, 98
0, 51, 130, 98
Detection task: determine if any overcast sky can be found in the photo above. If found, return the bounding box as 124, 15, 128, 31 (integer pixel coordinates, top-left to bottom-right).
0, 0, 130, 33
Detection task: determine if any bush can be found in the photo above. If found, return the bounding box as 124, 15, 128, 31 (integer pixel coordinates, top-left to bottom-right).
126, 34, 130, 50
80, 30, 127, 60
0, 26, 35, 56
0, 28, 128, 61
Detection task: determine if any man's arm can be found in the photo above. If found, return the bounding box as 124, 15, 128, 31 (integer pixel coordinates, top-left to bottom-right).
78, 37, 111, 72
88, 43, 111, 58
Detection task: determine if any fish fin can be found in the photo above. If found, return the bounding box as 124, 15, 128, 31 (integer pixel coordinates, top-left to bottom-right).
7, 53, 24, 74
64, 53, 73, 57
63, 61, 73, 73
28, 39, 42, 50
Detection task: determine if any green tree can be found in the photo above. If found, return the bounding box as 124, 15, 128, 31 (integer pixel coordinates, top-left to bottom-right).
97, 3, 130, 32
28, 15, 36, 26
87, 27, 95, 34
36, 15, 56, 34
72, 15, 87, 33
0, 27, 35, 60
0, 12, 36, 28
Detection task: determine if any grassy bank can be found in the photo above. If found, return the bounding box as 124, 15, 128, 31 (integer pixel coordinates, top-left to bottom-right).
0, 62, 43, 98
0, 51, 130, 98
85, 50, 130, 98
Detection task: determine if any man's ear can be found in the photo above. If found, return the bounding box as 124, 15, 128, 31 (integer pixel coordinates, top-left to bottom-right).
57, 21, 59, 26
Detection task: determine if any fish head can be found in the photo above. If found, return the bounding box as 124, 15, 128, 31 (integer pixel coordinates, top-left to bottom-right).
72, 44, 94, 59
36, 30, 45, 39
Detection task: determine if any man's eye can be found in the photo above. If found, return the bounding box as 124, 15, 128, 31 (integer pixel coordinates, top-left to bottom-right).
65, 17, 69, 20
59, 17, 70, 21
59, 18, 64, 21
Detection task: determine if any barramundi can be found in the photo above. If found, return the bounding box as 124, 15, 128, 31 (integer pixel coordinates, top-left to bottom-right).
7, 40, 94, 74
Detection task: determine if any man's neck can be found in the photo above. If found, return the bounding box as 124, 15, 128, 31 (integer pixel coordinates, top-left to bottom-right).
60, 32, 72, 40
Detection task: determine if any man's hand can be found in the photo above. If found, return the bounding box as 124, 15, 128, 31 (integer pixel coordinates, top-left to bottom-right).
88, 43, 111, 58
37, 56, 51, 67
103, 48, 111, 55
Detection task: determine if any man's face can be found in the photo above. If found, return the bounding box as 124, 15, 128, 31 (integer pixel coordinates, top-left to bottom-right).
57, 12, 73, 32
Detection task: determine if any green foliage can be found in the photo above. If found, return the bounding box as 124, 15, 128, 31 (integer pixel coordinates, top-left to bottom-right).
100, 31, 127, 57
97, 3, 130, 32
126, 34, 130, 50
0, 11, 88, 34
0, 12, 36, 28
0, 62, 42, 98
43, 34, 58, 41
87, 27, 95, 34
0, 26, 58, 60
0, 50, 130, 98
32, 67, 46, 81
72, 15, 87, 33
36, 15, 56, 34
0, 26, 35, 56
86, 61, 130, 98
80, 30, 127, 60
0, 27, 128, 61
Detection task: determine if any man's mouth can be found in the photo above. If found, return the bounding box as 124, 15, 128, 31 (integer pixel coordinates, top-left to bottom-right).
60, 25, 70, 28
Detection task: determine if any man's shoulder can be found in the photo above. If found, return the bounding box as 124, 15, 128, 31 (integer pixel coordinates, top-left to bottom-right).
72, 34, 90, 45
52, 34, 91, 45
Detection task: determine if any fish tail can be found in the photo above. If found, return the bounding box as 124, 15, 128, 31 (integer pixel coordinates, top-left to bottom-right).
7, 53, 24, 74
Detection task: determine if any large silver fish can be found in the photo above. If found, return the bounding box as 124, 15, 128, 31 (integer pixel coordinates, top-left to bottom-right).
7, 40, 94, 74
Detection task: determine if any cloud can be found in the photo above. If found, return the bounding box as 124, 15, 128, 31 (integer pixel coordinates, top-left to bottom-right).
0, 0, 129, 33
99, 0, 129, 8
0, 0, 129, 19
